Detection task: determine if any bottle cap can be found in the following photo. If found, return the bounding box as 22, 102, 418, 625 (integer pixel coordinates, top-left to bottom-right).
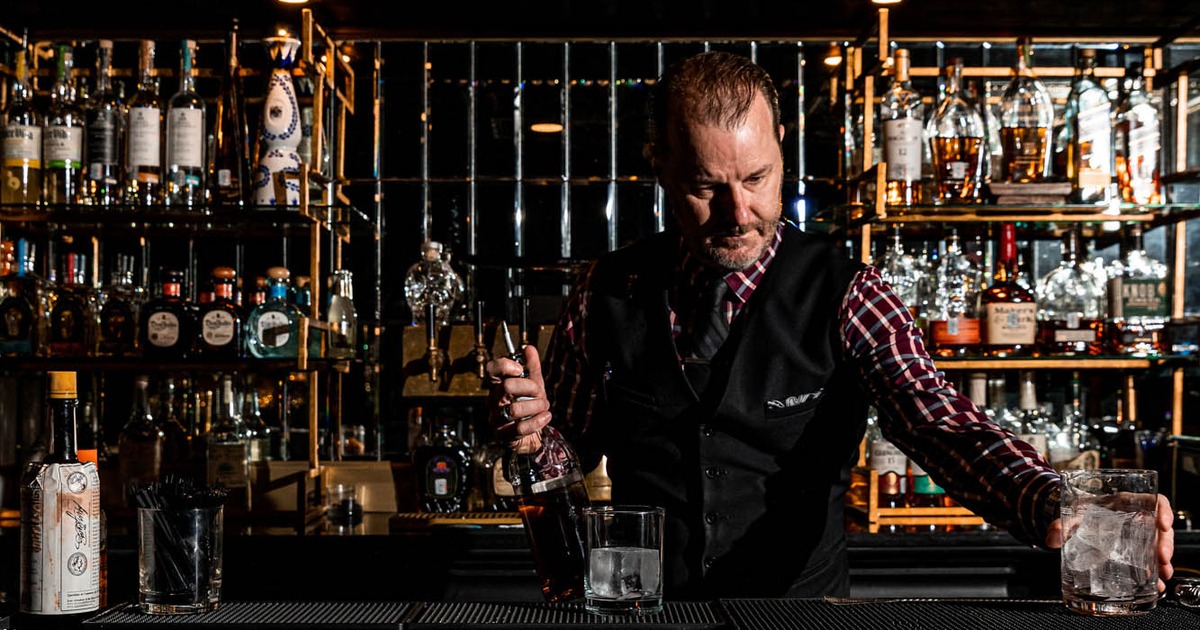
296, 275, 311, 288
48, 371, 77, 399
267, 266, 290, 280
212, 266, 237, 281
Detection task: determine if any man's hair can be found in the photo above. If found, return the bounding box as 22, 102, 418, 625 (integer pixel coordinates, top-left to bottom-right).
646, 50, 782, 158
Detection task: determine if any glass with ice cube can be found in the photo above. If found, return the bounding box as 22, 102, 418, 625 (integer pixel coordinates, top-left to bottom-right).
583, 505, 664, 615
1060, 468, 1159, 616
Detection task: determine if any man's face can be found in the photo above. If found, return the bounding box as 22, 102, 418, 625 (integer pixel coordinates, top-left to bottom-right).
657, 93, 784, 272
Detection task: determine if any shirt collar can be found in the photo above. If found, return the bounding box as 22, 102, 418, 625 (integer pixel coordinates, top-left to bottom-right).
677, 222, 784, 304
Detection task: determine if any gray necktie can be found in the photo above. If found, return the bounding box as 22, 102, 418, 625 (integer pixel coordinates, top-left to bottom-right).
684, 278, 729, 393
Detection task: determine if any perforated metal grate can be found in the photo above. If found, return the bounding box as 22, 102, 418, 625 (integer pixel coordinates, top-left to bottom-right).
81, 601, 412, 628
718, 598, 1200, 630
410, 601, 725, 629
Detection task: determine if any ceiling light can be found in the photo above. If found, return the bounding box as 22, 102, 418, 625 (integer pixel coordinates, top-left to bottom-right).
530, 122, 564, 134
871, 0, 902, 4
824, 42, 843, 67
278, 0, 309, 4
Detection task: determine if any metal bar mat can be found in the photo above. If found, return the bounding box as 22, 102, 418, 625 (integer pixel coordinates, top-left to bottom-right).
718, 598, 1200, 630
410, 601, 725, 629
81, 601, 413, 629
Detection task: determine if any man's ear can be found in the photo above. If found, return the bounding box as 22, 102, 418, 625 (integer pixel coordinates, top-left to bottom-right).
778, 124, 786, 143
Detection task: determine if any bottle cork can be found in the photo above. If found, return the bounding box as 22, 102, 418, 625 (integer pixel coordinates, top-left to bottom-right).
267, 266, 290, 280
48, 371, 77, 399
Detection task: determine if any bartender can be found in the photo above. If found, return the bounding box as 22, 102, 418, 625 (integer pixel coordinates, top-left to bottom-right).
486, 50, 1176, 599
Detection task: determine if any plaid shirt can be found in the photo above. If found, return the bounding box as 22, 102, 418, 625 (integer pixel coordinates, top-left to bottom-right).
545, 223, 1061, 545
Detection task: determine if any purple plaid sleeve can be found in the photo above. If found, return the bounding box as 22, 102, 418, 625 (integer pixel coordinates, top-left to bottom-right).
840, 266, 1062, 545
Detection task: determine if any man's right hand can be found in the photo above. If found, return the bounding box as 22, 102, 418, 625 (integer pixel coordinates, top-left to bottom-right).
485, 344, 552, 454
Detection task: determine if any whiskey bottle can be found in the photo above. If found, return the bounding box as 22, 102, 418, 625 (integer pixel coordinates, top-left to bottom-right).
84, 39, 125, 206
326, 269, 358, 359
501, 321, 590, 602
138, 268, 196, 360
2, 48, 43, 208
43, 44, 85, 206
1035, 227, 1106, 356
196, 266, 243, 358
46, 251, 98, 357
1014, 370, 1053, 459
414, 415, 473, 512
866, 412, 908, 511
117, 375, 163, 507
1106, 223, 1168, 356
980, 223, 1037, 356
999, 37, 1054, 183
0, 239, 42, 356
207, 373, 250, 511
908, 458, 949, 532
929, 58, 985, 204
165, 40, 206, 209
18, 371, 100, 623
927, 229, 983, 357
1062, 48, 1115, 204
1114, 64, 1162, 205
245, 266, 302, 358
96, 253, 144, 357
208, 19, 250, 208
880, 48, 924, 207
125, 40, 163, 207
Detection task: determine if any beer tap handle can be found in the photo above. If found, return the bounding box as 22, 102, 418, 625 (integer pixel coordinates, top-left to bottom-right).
425, 302, 442, 382
474, 300, 489, 380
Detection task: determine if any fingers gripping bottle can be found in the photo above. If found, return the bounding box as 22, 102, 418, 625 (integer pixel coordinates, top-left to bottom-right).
501, 320, 591, 602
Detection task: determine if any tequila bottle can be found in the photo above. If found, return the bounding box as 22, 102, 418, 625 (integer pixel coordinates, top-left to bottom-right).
880, 48, 924, 207
43, 44, 85, 206
929, 58, 985, 204
1035, 227, 1106, 356
1114, 64, 1162, 205
1062, 48, 1115, 204
209, 19, 250, 208
84, 39, 125, 206
165, 40, 206, 209
206, 373, 249, 511
245, 266, 302, 358
927, 229, 983, 357
327, 269, 358, 359
999, 37, 1054, 183
2, 48, 43, 208
196, 266, 243, 359
125, 40, 163, 207
980, 223, 1037, 356
138, 268, 195, 360
45, 251, 97, 357
96, 254, 144, 357
117, 375, 163, 506
1106, 223, 1168, 356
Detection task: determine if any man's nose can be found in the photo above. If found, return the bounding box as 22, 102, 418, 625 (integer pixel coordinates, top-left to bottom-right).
714, 185, 752, 222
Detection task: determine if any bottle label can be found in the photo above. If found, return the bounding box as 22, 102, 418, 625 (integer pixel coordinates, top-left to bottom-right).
869, 438, 907, 496
202, 310, 236, 347
984, 302, 1037, 344
1016, 432, 1048, 458
257, 311, 291, 347
99, 301, 137, 347
43, 127, 83, 168
19, 461, 101, 614
217, 168, 232, 187
167, 108, 205, 168
86, 110, 120, 171
425, 455, 460, 497
127, 107, 162, 168
492, 462, 516, 498
1054, 328, 1098, 343
884, 118, 924, 182
0, 295, 35, 353
1108, 277, 1168, 319
3, 125, 42, 164
930, 316, 981, 345
1076, 99, 1113, 186
207, 441, 249, 488
145, 311, 181, 347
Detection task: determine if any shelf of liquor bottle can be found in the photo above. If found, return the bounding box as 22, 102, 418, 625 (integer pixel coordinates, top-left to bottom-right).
0, 203, 371, 236
846, 467, 985, 534
817, 202, 1184, 227
930, 354, 1196, 370
0, 356, 359, 373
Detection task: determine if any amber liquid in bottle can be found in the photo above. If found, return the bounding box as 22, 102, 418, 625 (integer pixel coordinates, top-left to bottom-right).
931, 137, 983, 202
981, 223, 1038, 357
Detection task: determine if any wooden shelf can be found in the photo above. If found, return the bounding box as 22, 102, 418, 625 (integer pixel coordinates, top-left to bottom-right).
846, 467, 985, 534
933, 357, 1163, 370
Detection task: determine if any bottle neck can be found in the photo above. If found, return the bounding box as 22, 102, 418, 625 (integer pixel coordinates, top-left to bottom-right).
268, 283, 289, 301
162, 281, 182, 298
179, 44, 196, 93
214, 281, 235, 300
96, 47, 113, 94
996, 223, 1019, 282
1018, 375, 1038, 411
138, 44, 156, 91
48, 395, 80, 463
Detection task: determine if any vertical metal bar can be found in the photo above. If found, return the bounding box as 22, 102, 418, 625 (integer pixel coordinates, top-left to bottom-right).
514, 42, 525, 259
421, 42, 432, 243
467, 42, 478, 297
749, 40, 757, 64
372, 42, 384, 363
1176, 72, 1188, 174
796, 42, 807, 226
606, 41, 618, 252
561, 42, 572, 259
653, 42, 666, 233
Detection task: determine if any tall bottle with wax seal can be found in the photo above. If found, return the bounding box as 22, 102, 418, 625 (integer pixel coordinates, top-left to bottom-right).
252, 34, 302, 207
501, 320, 590, 603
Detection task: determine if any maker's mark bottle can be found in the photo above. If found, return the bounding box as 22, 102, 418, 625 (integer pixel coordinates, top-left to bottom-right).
19, 371, 101, 624
501, 321, 590, 603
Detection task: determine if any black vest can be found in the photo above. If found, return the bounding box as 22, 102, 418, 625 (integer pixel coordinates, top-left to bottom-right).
579, 225, 869, 599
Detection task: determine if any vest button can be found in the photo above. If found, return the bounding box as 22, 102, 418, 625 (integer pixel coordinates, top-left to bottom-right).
704, 511, 719, 524
704, 556, 716, 569
699, 423, 714, 437
705, 466, 721, 479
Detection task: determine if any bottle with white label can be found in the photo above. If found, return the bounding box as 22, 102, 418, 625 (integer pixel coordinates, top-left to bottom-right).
84, 39, 125, 206
2, 48, 44, 207
196, 266, 243, 359
881, 48, 924, 207
244, 266, 302, 358
929, 58, 985, 204
1015, 370, 1054, 459
125, 40, 163, 207
207, 372, 249, 512
19, 371, 100, 625
981, 222, 1038, 356
165, 39, 206, 209
43, 44, 85, 206
138, 268, 195, 360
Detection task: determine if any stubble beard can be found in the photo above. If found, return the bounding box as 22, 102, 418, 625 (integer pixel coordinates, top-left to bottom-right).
701, 217, 779, 272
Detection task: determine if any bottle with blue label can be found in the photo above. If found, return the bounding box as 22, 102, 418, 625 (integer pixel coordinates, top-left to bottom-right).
245, 265, 302, 358
0, 239, 43, 355
414, 415, 472, 513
